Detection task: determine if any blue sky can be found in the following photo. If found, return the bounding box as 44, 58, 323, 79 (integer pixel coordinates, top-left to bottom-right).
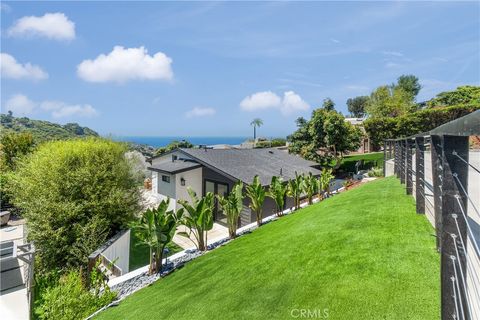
1, 1, 479, 137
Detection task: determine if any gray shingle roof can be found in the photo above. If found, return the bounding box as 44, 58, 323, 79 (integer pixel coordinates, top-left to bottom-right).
180, 148, 320, 185
148, 160, 202, 174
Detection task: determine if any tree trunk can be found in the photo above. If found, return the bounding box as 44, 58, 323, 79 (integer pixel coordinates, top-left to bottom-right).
149, 247, 154, 275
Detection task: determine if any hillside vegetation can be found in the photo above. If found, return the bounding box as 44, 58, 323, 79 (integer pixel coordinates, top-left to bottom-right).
0, 112, 98, 142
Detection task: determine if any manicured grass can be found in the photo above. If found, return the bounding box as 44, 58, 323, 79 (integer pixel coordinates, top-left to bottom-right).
99, 177, 439, 320
129, 229, 183, 271
340, 151, 384, 173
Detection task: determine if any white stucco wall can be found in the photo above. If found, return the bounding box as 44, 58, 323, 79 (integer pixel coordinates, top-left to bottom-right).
152, 172, 158, 194
175, 167, 203, 205
101, 230, 130, 275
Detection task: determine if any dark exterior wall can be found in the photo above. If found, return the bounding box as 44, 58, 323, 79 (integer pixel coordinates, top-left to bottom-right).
202, 166, 298, 227
201, 167, 236, 195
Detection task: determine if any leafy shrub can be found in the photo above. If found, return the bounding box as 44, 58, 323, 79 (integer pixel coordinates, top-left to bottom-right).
10, 138, 140, 273
368, 167, 384, 177
364, 104, 479, 149
36, 270, 115, 320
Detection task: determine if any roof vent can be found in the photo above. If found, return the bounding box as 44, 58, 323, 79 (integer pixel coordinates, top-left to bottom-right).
280, 168, 283, 176
268, 150, 274, 154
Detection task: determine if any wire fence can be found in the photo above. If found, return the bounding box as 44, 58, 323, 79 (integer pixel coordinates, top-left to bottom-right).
384, 110, 480, 320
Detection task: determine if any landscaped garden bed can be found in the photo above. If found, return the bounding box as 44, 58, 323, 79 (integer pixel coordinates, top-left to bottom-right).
95, 177, 439, 320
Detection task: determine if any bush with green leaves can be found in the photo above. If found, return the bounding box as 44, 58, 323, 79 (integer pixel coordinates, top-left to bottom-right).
245, 175, 266, 226
267, 176, 287, 217
303, 172, 318, 205
177, 188, 215, 251
364, 104, 479, 150
368, 167, 384, 177
36, 269, 115, 320
217, 181, 244, 239
134, 199, 183, 274
10, 138, 140, 273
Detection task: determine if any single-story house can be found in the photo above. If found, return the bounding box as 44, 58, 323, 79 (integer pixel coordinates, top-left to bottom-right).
147, 147, 321, 227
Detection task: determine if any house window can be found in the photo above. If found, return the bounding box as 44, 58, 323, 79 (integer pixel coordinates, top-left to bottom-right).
162, 175, 170, 183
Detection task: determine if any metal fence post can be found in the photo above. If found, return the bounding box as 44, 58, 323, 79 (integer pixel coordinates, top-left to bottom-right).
431, 135, 443, 251
394, 141, 399, 178
406, 139, 413, 195
415, 137, 425, 214
400, 140, 406, 184
440, 135, 469, 320
383, 140, 387, 177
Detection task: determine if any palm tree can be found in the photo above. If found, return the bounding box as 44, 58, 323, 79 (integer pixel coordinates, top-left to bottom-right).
250, 118, 263, 142
134, 199, 183, 274
267, 176, 287, 217
303, 172, 318, 205
317, 168, 335, 200
217, 181, 244, 239
177, 188, 215, 251
287, 172, 304, 210
245, 175, 266, 226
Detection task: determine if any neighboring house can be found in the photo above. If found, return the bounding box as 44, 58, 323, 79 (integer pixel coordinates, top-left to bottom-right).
147, 148, 321, 227
344, 117, 373, 153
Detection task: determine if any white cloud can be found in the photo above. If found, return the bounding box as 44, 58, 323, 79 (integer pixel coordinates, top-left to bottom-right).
240, 90, 309, 115
240, 91, 282, 111
77, 46, 173, 83
281, 91, 309, 115
330, 38, 341, 44
5, 94, 36, 116
1, 53, 48, 80
385, 62, 401, 68
382, 50, 404, 57
8, 12, 75, 40
1, 3, 11, 12
185, 107, 216, 118
3, 94, 98, 118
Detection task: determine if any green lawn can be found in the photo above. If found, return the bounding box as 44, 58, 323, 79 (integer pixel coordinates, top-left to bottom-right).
129, 229, 183, 271
99, 177, 439, 320
339, 151, 384, 173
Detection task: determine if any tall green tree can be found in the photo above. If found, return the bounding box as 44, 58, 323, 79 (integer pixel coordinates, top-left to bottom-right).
426, 85, 480, 108
267, 176, 287, 217
365, 85, 415, 118
177, 188, 215, 251
245, 175, 266, 226
322, 98, 335, 111
250, 118, 263, 141
396, 74, 421, 100
155, 140, 193, 156
289, 109, 362, 166
134, 199, 183, 274
217, 181, 244, 239
10, 138, 140, 273
287, 173, 304, 210
346, 96, 369, 117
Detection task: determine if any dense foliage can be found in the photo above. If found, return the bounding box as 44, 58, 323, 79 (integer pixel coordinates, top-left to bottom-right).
217, 181, 244, 238
364, 104, 479, 149
254, 138, 286, 148
426, 85, 480, 108
10, 138, 140, 273
134, 199, 183, 274
245, 175, 266, 226
346, 96, 368, 117
154, 140, 193, 156
288, 109, 362, 165
36, 269, 115, 320
0, 112, 98, 142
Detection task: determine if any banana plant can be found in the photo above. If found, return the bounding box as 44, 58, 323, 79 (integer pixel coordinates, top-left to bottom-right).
267, 176, 287, 217
177, 188, 214, 251
317, 168, 335, 201
245, 175, 266, 227
303, 172, 319, 205
287, 172, 304, 210
134, 198, 183, 274
217, 181, 244, 239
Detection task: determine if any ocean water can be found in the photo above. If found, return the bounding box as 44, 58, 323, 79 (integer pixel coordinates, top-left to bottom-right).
114, 136, 249, 148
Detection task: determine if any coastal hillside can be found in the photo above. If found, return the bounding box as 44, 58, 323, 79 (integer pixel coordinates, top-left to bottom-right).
0, 112, 98, 142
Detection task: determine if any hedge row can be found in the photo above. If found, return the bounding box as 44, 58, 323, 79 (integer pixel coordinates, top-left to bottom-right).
364, 104, 480, 149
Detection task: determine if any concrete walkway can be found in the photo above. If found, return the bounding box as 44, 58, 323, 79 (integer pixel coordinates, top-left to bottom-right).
173, 223, 229, 249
